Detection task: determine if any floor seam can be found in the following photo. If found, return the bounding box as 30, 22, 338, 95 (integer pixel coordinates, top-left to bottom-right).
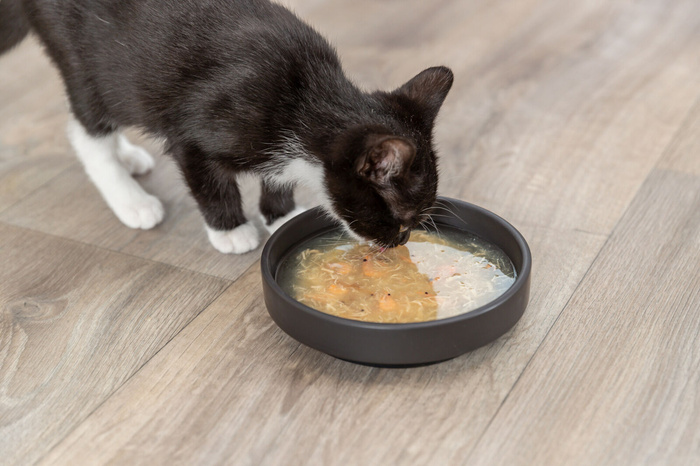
649, 93, 700, 172
463, 226, 613, 461
0, 218, 254, 283
462, 108, 700, 459
0, 160, 78, 217
34, 263, 251, 464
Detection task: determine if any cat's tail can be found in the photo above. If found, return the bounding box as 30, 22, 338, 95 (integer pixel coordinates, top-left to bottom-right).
0, 0, 31, 54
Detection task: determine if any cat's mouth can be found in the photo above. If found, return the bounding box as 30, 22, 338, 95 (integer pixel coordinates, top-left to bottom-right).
334, 211, 418, 249
344, 229, 408, 250
395, 229, 411, 246
367, 228, 411, 250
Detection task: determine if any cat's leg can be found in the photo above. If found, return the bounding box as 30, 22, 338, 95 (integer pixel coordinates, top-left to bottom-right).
176, 153, 259, 254
67, 119, 164, 229
56, 60, 164, 229
115, 134, 155, 176
259, 178, 306, 234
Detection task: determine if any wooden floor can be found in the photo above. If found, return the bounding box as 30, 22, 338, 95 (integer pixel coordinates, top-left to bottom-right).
2, 0, 699, 464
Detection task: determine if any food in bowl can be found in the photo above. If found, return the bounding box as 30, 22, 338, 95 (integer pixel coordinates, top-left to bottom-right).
277, 227, 516, 323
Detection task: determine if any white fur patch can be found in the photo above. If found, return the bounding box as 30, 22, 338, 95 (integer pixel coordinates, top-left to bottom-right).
263, 206, 307, 235
67, 119, 164, 229
266, 157, 356, 234
205, 222, 260, 254
265, 158, 325, 194
262, 135, 357, 236
116, 134, 155, 175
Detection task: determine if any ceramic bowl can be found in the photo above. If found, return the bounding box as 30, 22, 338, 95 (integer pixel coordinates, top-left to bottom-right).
260, 197, 531, 366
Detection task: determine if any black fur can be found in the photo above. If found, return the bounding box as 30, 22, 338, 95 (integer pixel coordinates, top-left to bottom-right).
0, 0, 31, 53
2, 0, 453, 247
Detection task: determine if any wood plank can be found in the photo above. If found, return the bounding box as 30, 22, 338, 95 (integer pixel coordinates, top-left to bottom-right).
0, 1, 698, 464
0, 37, 75, 213
0, 44, 315, 281
0, 222, 230, 465
41, 226, 605, 465
658, 98, 700, 176
0, 61, 319, 281
0, 154, 266, 280
0, 37, 62, 112
292, 0, 593, 88
434, 0, 700, 234
466, 169, 700, 465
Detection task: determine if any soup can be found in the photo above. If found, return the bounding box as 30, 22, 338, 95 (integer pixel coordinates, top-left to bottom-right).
277, 228, 516, 323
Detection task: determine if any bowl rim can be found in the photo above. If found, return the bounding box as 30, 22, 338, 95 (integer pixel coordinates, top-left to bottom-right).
261, 196, 532, 330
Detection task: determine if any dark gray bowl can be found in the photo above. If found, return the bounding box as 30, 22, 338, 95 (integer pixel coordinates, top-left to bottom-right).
260, 197, 531, 367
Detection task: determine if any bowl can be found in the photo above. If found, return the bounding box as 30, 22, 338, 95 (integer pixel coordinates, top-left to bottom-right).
260, 197, 531, 367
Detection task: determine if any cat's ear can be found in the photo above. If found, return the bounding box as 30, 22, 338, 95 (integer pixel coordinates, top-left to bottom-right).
356, 135, 416, 186
394, 66, 454, 122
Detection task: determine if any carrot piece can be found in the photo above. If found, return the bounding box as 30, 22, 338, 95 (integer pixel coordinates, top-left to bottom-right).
362, 257, 381, 277
379, 294, 397, 311
328, 284, 347, 295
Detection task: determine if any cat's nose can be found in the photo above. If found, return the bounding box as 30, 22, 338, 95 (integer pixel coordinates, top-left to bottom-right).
397, 229, 410, 246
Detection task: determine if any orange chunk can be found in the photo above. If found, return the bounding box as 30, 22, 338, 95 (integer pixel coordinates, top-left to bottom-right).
362, 256, 381, 277
328, 284, 347, 295
378, 294, 397, 311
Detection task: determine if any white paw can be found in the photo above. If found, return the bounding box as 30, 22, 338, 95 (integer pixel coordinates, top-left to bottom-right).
116, 135, 155, 175
263, 207, 307, 235
206, 222, 260, 254
112, 194, 165, 230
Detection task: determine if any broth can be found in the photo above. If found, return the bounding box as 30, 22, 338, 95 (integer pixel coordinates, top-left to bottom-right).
277, 228, 516, 323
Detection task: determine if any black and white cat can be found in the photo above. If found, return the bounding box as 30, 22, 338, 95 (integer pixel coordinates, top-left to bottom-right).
1, 0, 453, 253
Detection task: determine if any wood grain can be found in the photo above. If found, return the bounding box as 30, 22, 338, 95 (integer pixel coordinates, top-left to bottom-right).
41, 226, 605, 465
435, 0, 700, 234
0, 155, 265, 280
0, 0, 699, 464
0, 37, 74, 213
465, 169, 700, 465
0, 222, 230, 465
658, 98, 700, 176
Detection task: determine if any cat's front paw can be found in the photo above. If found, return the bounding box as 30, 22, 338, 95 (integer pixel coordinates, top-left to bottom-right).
206, 222, 260, 254
112, 194, 165, 230
116, 135, 156, 176
263, 207, 307, 235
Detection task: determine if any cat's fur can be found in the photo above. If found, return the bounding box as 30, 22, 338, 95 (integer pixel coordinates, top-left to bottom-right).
1, 0, 453, 252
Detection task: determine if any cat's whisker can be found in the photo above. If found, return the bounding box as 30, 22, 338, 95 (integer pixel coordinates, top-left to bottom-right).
430, 204, 464, 220
428, 212, 455, 218
418, 220, 434, 234
418, 206, 433, 219
442, 198, 466, 215
429, 212, 462, 222
428, 214, 441, 237
430, 204, 460, 215
428, 208, 470, 228
428, 210, 459, 221
418, 213, 441, 238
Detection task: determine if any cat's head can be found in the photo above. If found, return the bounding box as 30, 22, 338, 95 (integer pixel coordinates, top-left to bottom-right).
325, 66, 454, 248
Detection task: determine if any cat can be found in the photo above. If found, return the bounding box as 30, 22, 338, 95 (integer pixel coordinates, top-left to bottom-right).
1, 0, 453, 253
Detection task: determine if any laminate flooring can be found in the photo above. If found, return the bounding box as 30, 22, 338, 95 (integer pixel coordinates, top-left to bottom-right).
1, 1, 699, 464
